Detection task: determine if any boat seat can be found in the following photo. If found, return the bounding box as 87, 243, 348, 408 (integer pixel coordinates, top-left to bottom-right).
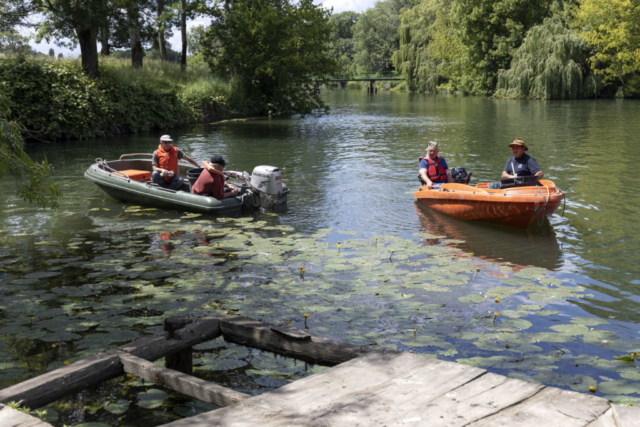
118, 169, 152, 182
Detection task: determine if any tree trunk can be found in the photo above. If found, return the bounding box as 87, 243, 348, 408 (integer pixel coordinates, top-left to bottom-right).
128, 4, 143, 69
100, 22, 110, 56
180, 0, 187, 70
157, 0, 168, 61
76, 26, 99, 75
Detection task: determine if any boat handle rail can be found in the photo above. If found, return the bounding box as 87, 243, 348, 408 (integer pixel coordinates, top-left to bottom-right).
119, 153, 154, 160
95, 158, 132, 182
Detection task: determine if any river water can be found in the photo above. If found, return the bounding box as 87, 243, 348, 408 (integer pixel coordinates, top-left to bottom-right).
2, 90, 640, 424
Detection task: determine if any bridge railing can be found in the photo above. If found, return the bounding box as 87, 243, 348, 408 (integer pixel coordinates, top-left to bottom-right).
329, 72, 403, 80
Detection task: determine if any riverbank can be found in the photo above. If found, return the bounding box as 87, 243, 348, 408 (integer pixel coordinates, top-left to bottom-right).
0, 56, 239, 141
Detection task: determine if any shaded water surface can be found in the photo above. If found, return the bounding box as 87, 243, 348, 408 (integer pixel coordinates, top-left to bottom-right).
2, 90, 640, 424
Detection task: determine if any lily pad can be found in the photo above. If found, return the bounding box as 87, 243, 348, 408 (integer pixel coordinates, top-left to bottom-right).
137, 388, 168, 409
104, 400, 130, 414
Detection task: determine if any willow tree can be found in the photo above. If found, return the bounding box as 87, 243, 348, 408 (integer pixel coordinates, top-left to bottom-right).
392, 0, 466, 92
453, 0, 552, 94
495, 19, 598, 99
0, 88, 59, 207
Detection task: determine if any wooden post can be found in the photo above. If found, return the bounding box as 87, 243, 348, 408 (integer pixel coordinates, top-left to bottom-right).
164, 317, 194, 375
369, 80, 375, 93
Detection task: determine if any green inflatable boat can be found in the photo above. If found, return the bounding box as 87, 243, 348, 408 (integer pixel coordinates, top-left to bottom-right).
84, 154, 289, 213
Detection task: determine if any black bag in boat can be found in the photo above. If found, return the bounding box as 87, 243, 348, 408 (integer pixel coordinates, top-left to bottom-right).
500, 175, 539, 189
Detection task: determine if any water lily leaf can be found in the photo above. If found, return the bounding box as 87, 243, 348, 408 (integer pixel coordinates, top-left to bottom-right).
550, 324, 589, 336
570, 317, 608, 326
137, 389, 168, 409
598, 379, 640, 395
104, 400, 130, 414
458, 294, 486, 304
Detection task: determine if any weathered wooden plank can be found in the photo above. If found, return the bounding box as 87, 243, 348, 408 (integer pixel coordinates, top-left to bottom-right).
164, 317, 195, 338
0, 404, 53, 427
117, 332, 170, 360
611, 404, 640, 426
467, 387, 611, 427
586, 408, 617, 427
316, 372, 543, 426
159, 352, 482, 427
117, 317, 221, 361
304, 355, 488, 425
219, 315, 370, 366
117, 351, 249, 408
0, 353, 121, 411
270, 324, 311, 341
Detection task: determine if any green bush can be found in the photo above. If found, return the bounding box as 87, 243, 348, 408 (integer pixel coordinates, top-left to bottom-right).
0, 56, 232, 140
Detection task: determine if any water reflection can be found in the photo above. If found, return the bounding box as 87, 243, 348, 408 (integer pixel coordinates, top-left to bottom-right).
415, 203, 562, 270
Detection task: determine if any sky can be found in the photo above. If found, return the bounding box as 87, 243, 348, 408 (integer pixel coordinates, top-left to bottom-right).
25, 0, 378, 58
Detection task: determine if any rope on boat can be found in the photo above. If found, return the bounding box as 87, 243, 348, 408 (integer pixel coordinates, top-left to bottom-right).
533, 184, 550, 227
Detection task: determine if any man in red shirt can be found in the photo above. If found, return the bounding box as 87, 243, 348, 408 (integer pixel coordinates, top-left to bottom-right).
191, 155, 239, 199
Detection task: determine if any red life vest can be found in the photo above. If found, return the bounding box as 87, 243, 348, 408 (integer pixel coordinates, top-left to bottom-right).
420, 156, 448, 183
156, 144, 179, 181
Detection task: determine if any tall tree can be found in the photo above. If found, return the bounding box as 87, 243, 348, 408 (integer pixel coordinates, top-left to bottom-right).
352, 0, 412, 73
157, 0, 168, 60
392, 0, 466, 92
453, 0, 552, 94
575, 0, 640, 94
33, 0, 113, 74
495, 18, 598, 99
128, 2, 144, 68
328, 11, 359, 72
204, 0, 339, 114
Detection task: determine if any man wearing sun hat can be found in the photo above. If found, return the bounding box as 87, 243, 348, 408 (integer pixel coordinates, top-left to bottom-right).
501, 138, 544, 180
151, 135, 199, 190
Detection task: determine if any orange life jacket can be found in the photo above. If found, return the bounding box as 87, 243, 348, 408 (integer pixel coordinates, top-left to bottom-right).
156, 144, 179, 181
420, 156, 448, 183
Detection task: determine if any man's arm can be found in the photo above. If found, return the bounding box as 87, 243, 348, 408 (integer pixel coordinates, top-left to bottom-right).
529, 158, 543, 179
151, 153, 167, 175
183, 154, 200, 168
419, 168, 433, 188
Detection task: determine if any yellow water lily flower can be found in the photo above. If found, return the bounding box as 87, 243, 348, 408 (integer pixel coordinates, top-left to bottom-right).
304, 313, 309, 318
495, 298, 500, 303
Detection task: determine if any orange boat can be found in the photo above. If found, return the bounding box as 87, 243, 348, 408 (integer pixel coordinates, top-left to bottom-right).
414, 179, 564, 229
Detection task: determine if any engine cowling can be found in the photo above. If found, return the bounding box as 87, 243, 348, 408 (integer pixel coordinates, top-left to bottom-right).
250, 166, 282, 195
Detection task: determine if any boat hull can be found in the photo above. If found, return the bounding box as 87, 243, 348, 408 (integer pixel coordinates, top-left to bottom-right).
85, 159, 288, 214
414, 181, 564, 229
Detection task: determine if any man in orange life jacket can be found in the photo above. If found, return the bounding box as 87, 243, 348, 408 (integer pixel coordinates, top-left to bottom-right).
419, 141, 453, 189
151, 135, 199, 190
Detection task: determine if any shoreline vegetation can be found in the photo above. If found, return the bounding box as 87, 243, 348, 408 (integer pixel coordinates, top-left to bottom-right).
0, 56, 233, 141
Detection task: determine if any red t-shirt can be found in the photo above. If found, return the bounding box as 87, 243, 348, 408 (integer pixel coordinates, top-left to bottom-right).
191, 170, 224, 199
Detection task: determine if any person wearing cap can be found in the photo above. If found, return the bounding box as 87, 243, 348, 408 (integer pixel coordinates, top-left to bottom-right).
151, 135, 199, 190
501, 138, 543, 180
419, 141, 453, 189
191, 155, 239, 199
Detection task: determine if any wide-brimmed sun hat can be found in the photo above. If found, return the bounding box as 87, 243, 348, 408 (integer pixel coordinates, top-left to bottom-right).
508, 138, 528, 151
160, 135, 173, 142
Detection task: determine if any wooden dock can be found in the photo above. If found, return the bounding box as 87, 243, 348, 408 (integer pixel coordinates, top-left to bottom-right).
0, 315, 638, 426
160, 350, 639, 426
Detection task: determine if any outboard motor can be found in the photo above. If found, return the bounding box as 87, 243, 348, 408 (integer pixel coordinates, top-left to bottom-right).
451, 167, 472, 184
250, 166, 284, 209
